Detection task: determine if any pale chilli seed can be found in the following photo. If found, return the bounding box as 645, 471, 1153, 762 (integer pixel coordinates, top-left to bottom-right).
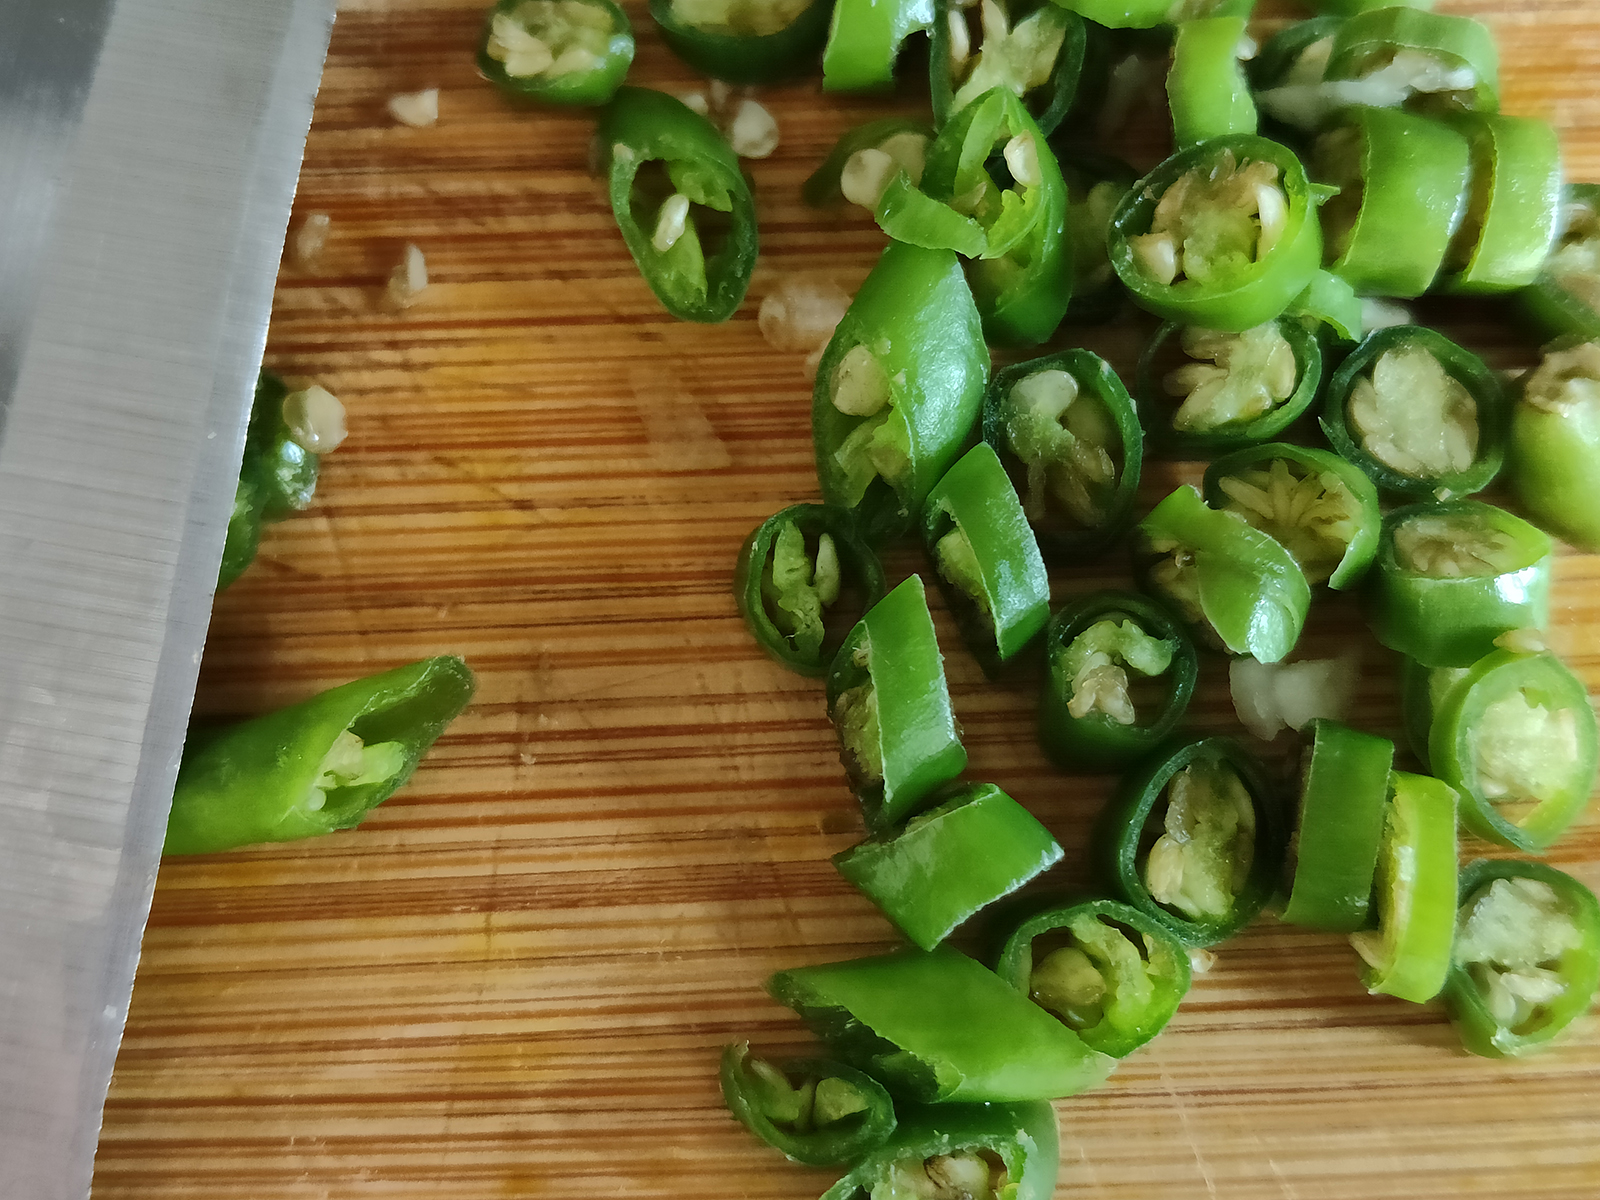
1004, 133, 1042, 188
832, 345, 892, 417
1131, 232, 1179, 285
841, 148, 900, 209
947, 9, 971, 69
727, 98, 779, 159
652, 193, 692, 252
282, 385, 348, 454
291, 211, 331, 270
1255, 183, 1288, 258
387, 88, 439, 127
386, 243, 428, 309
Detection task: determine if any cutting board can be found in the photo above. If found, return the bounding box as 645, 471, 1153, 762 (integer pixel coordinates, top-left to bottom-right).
90, 1, 1600, 1196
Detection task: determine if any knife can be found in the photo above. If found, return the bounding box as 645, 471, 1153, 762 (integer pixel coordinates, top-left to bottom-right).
0, 0, 336, 1193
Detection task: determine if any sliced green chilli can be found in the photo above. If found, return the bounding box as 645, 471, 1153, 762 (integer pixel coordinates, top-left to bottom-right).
1509, 340, 1600, 553
1439, 113, 1563, 295
718, 1043, 897, 1165
922, 443, 1051, 675
982, 349, 1143, 563
1312, 107, 1471, 299
1094, 734, 1283, 947
1135, 484, 1311, 665
994, 897, 1191, 1058
733, 504, 887, 677
1138, 317, 1322, 454
834, 783, 1064, 951
1350, 770, 1458, 1004
648, 0, 832, 84
1516, 185, 1600, 343
1167, 16, 1256, 148
1444, 860, 1600, 1058
1109, 135, 1324, 333
930, 0, 1088, 137
1324, 6, 1498, 116
1429, 648, 1599, 853
1039, 590, 1198, 772
1366, 500, 1551, 669
826, 575, 967, 832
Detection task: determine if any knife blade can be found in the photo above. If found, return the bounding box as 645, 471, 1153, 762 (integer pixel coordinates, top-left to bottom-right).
0, 0, 336, 1193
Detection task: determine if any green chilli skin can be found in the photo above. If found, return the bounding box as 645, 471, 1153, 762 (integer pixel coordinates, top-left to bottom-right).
1093, 735, 1284, 948
825, 575, 967, 833
1281, 720, 1394, 932
1287, 269, 1363, 345
1167, 16, 1257, 147
813, 242, 989, 542
993, 897, 1192, 1057
821, 0, 935, 90
1315, 107, 1471, 299
1516, 185, 1600, 343
1444, 860, 1600, 1058
648, 0, 832, 84
1438, 113, 1563, 295
1109, 135, 1324, 333
981, 348, 1143, 563
1509, 344, 1600, 553
768, 945, 1117, 1103
1354, 770, 1458, 1005
1202, 442, 1381, 591
733, 504, 887, 678
833, 783, 1064, 950
219, 370, 323, 591
1137, 317, 1323, 455
1134, 484, 1311, 665
718, 1043, 896, 1165
477, 0, 635, 105
922, 443, 1051, 675
1428, 648, 1599, 853
1320, 325, 1509, 501
1038, 590, 1198, 771
1365, 501, 1551, 669
1325, 6, 1499, 114
598, 88, 758, 323
818, 1102, 1060, 1200
165, 656, 477, 854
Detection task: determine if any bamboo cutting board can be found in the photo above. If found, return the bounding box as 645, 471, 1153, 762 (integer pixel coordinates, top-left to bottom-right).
90, 2, 1600, 1197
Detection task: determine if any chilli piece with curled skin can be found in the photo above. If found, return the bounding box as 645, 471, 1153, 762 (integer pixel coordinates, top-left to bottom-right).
826, 575, 967, 833
1203, 442, 1381, 590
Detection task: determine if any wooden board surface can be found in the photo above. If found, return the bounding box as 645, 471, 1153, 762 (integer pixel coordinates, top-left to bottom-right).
90, 2, 1600, 1196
